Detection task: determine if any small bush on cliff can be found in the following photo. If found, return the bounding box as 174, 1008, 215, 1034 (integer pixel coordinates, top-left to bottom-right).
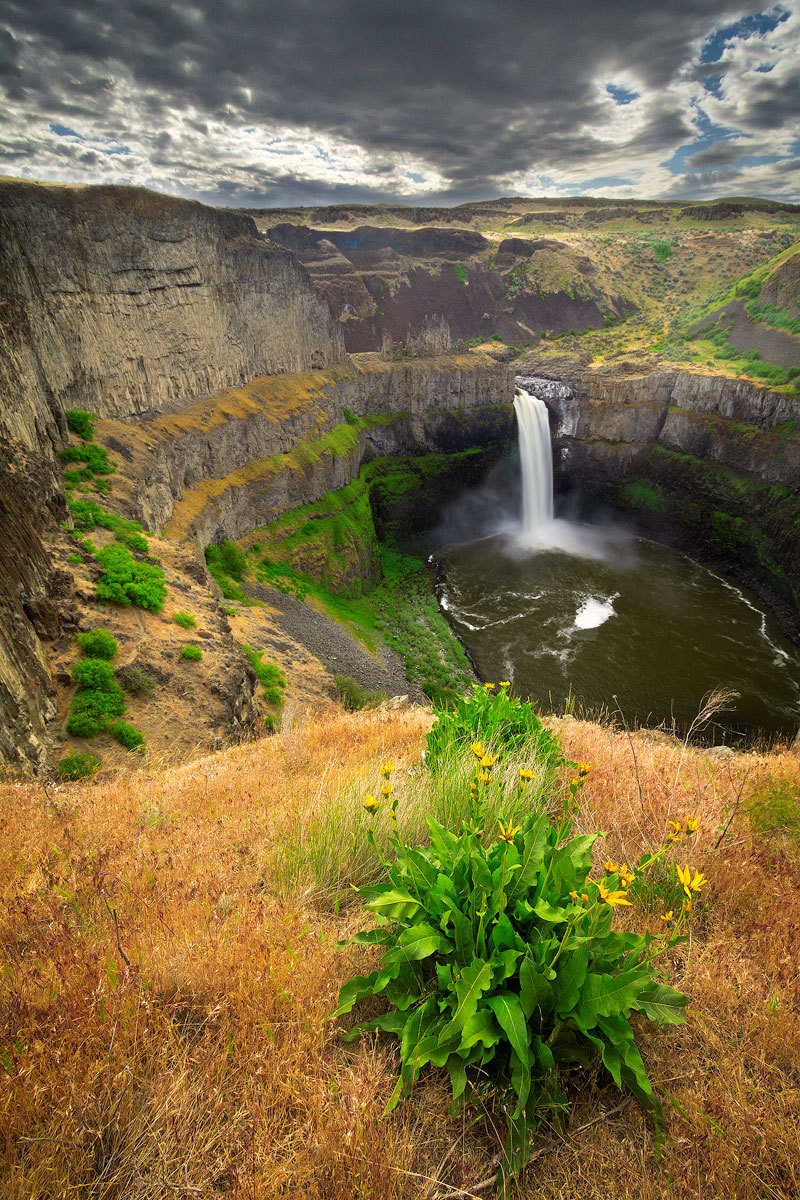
425, 682, 563, 776
172, 611, 197, 630
66, 409, 95, 441
75, 628, 118, 660
57, 749, 101, 781
59, 442, 116, 476
107, 719, 146, 751
67, 663, 126, 738
241, 644, 286, 705
179, 644, 203, 661
335, 674, 385, 711
96, 544, 166, 612
117, 666, 155, 697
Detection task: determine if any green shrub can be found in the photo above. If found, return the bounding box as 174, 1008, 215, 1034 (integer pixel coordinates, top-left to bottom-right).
117, 667, 155, 697
241, 644, 286, 705
115, 530, 150, 553
426, 684, 563, 775
335, 756, 694, 1184
66, 685, 126, 738
179, 644, 203, 661
172, 610, 197, 629
67, 554, 82, 565
66, 409, 96, 441
107, 719, 146, 751
335, 673, 385, 711
72, 657, 117, 690
59, 442, 116, 475
57, 749, 101, 781
75, 628, 119, 661
96, 544, 166, 612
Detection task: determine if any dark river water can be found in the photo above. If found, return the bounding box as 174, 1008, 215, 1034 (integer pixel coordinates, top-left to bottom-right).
435, 523, 800, 742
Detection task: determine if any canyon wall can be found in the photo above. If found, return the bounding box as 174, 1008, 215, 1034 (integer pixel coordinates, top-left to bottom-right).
0, 181, 344, 455
518, 350, 800, 638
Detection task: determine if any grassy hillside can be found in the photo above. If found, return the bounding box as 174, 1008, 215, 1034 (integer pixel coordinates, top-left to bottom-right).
3, 698, 799, 1198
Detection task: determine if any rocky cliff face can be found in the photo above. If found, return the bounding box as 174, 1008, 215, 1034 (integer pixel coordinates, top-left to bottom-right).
517, 350, 800, 638
101, 352, 514, 549
0, 181, 344, 455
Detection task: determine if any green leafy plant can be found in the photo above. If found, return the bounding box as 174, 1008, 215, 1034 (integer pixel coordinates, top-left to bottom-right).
241, 644, 286, 705
95, 544, 166, 612
426, 683, 562, 774
172, 610, 197, 630
335, 673, 385, 711
115, 530, 149, 553
66, 409, 96, 441
116, 666, 155, 697
335, 756, 698, 1186
107, 719, 146, 751
179, 644, 203, 661
57, 749, 101, 781
75, 628, 119, 661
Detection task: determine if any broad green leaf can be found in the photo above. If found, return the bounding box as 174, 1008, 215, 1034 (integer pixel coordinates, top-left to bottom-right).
382, 922, 451, 964
634, 981, 690, 1026
332, 969, 389, 1017
425, 816, 456, 861
489, 913, 519, 956
553, 944, 588, 1016
533, 897, 570, 924
365, 888, 422, 921
487, 992, 531, 1108
446, 1052, 468, 1101
584, 1029, 622, 1088
574, 968, 645, 1029
460, 1008, 502, 1052
384, 963, 425, 1010
342, 1010, 408, 1040
415, 1026, 459, 1068
439, 895, 475, 963
507, 815, 548, 899
353, 927, 392, 946
531, 1034, 555, 1076
439, 957, 493, 1042
492, 946, 523, 983
510, 1048, 532, 1110
519, 956, 553, 1020
387, 997, 438, 1110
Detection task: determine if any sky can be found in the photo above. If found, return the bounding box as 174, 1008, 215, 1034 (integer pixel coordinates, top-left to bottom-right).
0, 0, 798, 208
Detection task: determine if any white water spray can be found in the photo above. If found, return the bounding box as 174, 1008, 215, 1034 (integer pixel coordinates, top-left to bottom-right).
514, 387, 554, 536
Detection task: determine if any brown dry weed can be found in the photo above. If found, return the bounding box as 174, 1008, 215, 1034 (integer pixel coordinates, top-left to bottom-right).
2, 706, 799, 1199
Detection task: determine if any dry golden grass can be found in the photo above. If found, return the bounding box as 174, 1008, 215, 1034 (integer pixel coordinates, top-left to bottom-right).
2, 705, 799, 1199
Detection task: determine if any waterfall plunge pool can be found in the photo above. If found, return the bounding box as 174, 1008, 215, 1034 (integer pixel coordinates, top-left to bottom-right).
431, 389, 800, 742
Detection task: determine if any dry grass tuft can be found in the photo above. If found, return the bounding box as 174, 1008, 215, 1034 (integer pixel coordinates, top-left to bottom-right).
2, 706, 799, 1198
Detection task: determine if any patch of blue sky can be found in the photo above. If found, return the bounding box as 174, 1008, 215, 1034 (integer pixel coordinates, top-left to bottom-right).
49, 122, 82, 139
606, 83, 638, 105
699, 5, 789, 65
406, 171, 425, 183
101, 143, 130, 155
661, 107, 740, 175
559, 175, 634, 193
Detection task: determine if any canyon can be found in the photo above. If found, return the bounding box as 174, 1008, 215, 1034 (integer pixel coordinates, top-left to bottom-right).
1, 181, 798, 771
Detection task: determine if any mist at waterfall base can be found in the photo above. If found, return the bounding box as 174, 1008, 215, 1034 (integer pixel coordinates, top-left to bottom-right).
428, 390, 800, 741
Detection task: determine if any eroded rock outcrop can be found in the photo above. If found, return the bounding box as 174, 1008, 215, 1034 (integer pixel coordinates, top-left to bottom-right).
0, 181, 344, 455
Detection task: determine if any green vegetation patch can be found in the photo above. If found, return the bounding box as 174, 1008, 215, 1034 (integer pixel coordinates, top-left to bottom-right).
172, 610, 197, 629
66, 409, 96, 441
75, 628, 119, 661
335, 674, 385, 711
57, 749, 102, 781
241, 644, 286, 705
179, 644, 203, 661
96, 544, 166, 612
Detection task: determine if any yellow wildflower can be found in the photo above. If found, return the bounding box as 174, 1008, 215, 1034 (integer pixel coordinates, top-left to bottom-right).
480, 753, 498, 768
497, 817, 521, 844
577, 761, 591, 777
689, 868, 707, 893
499, 680, 511, 689
484, 682, 495, 691
380, 783, 392, 797
569, 890, 579, 903
470, 740, 484, 759
379, 760, 395, 779
570, 777, 580, 788
603, 859, 620, 874
619, 863, 635, 888
581, 893, 589, 903
685, 815, 701, 833
667, 819, 683, 842
363, 794, 379, 814
660, 911, 674, 922
597, 880, 632, 907
478, 770, 491, 784
519, 768, 535, 783
682, 899, 692, 913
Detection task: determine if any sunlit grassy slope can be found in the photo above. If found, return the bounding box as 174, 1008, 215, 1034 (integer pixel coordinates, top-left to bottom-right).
2, 701, 799, 1199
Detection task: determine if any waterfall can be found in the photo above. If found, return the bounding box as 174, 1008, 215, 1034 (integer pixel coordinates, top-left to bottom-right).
514, 387, 554, 536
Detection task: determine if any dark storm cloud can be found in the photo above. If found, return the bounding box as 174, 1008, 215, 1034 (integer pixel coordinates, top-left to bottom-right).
687, 139, 771, 167
0, 0, 797, 202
